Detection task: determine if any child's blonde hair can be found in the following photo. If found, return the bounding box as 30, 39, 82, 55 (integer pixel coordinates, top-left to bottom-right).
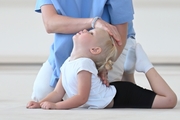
93, 32, 117, 73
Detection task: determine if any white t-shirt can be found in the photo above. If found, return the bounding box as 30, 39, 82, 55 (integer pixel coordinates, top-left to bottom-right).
60, 57, 116, 109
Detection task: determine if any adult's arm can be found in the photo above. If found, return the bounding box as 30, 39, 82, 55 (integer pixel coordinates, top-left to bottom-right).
114, 23, 128, 59
41, 4, 121, 42
41, 4, 92, 34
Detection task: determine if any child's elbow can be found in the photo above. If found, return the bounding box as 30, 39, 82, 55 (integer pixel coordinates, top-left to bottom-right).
79, 96, 88, 105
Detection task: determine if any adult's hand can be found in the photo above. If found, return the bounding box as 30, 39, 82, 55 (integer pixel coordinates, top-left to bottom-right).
98, 69, 109, 87
95, 19, 122, 46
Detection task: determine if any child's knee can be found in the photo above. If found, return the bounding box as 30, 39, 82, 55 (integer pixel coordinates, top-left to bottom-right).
167, 93, 177, 108
152, 94, 177, 109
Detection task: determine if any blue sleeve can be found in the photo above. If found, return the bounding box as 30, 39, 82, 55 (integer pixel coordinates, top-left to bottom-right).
35, 0, 52, 13
107, 0, 134, 24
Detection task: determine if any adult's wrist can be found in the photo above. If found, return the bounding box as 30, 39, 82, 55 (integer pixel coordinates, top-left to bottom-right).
91, 17, 101, 28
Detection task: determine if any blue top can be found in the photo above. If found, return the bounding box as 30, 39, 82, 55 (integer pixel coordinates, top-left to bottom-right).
35, 0, 135, 87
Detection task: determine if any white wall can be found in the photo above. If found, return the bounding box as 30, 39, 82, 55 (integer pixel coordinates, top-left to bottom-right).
133, 0, 180, 63
0, 0, 53, 63
0, 0, 180, 64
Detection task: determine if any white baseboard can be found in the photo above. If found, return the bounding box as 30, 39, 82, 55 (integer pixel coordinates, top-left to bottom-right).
0, 56, 47, 64
0, 55, 179, 64
149, 56, 180, 64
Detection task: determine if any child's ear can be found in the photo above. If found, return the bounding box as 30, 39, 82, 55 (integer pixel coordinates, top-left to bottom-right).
90, 47, 102, 54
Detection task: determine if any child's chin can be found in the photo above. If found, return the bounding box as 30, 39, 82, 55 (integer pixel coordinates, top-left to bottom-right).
72, 35, 76, 39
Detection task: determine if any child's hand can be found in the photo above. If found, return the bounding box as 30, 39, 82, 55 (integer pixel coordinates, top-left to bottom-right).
26, 101, 41, 109
40, 101, 56, 110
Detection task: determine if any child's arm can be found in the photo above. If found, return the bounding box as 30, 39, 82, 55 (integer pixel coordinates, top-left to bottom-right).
40, 75, 65, 103
26, 75, 65, 109
55, 70, 91, 109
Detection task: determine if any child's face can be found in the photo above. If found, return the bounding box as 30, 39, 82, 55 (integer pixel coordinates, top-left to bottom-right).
73, 28, 108, 47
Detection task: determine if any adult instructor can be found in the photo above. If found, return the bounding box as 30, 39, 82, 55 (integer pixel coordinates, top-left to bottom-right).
32, 0, 136, 101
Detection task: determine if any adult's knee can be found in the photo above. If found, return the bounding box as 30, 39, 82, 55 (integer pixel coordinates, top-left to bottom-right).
31, 85, 54, 102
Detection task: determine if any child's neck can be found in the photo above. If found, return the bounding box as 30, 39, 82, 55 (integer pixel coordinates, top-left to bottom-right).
69, 51, 90, 61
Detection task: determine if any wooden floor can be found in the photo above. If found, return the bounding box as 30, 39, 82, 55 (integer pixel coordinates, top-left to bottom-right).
0, 64, 180, 120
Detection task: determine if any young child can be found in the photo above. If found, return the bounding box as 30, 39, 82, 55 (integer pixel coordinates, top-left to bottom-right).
27, 28, 177, 109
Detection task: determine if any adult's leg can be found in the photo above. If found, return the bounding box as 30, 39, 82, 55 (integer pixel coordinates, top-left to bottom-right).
122, 39, 136, 83
121, 73, 135, 84
108, 37, 136, 83
135, 43, 177, 108
109, 37, 136, 83
31, 60, 54, 102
